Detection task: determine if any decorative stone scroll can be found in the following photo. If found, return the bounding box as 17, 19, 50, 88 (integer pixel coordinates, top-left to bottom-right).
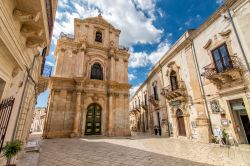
219, 29, 231, 37
203, 39, 212, 49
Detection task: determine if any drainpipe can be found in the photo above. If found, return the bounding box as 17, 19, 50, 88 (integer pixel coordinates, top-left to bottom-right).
191, 41, 214, 137
227, 9, 250, 74
159, 65, 171, 137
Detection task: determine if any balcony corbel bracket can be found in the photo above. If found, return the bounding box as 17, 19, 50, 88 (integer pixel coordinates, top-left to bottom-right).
21, 24, 43, 37
26, 38, 45, 48
13, 8, 40, 22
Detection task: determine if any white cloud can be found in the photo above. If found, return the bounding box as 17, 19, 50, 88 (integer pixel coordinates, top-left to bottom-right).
45, 61, 55, 67
184, 18, 193, 26
178, 27, 183, 31
216, 0, 224, 4
128, 73, 136, 81
129, 38, 171, 68
130, 85, 140, 96
52, 0, 163, 47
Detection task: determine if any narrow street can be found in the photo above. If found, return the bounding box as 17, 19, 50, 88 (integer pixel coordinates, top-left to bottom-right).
34, 135, 250, 166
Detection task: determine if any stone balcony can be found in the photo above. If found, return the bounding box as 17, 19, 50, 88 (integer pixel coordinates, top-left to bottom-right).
37, 64, 52, 95
161, 81, 187, 102
13, 0, 57, 49
201, 56, 243, 89
148, 94, 159, 107
131, 106, 140, 113
141, 102, 148, 110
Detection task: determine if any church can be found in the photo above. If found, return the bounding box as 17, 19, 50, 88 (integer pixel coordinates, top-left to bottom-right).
43, 15, 131, 138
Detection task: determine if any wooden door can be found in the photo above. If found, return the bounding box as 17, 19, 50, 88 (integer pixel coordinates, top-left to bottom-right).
85, 104, 101, 135
177, 116, 186, 136
240, 115, 250, 144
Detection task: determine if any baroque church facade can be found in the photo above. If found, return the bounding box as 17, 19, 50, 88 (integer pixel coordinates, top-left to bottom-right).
43, 15, 131, 138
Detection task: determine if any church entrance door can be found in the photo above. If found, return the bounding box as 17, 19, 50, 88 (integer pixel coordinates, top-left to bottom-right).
85, 103, 101, 135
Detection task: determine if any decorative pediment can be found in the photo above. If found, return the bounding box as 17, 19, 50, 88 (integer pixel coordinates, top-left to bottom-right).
203, 39, 212, 49
75, 15, 120, 33
219, 29, 231, 37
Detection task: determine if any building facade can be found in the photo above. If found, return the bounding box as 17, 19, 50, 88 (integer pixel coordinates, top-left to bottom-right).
43, 15, 131, 138
30, 107, 47, 133
0, 0, 57, 164
130, 0, 250, 144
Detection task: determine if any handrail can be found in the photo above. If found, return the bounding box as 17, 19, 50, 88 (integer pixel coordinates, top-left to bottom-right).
161, 81, 186, 94
201, 55, 242, 78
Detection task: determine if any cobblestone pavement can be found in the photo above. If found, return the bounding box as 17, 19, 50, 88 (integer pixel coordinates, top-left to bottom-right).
37, 136, 250, 166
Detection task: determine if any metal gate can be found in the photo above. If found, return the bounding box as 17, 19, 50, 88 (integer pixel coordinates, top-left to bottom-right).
0, 97, 15, 152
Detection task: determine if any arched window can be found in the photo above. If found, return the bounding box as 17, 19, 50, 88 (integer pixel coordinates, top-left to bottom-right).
95, 31, 102, 43
170, 71, 178, 91
91, 63, 103, 80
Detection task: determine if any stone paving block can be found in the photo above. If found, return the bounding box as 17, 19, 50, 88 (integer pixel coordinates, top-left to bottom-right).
32, 137, 250, 166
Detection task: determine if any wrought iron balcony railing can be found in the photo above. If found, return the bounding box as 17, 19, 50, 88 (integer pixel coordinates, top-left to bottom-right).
141, 102, 148, 110
161, 81, 187, 101
148, 94, 159, 107
201, 56, 243, 88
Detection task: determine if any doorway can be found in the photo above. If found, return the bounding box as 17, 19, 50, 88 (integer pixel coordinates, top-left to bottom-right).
176, 109, 186, 136
85, 103, 101, 135
230, 100, 250, 144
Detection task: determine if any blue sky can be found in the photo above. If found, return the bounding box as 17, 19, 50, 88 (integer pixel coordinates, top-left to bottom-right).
36, 0, 224, 107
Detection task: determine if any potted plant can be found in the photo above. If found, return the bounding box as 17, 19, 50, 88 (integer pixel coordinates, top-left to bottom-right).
2, 140, 22, 166
222, 129, 229, 145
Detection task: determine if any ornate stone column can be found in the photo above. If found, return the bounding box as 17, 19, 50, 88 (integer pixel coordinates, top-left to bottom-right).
71, 80, 83, 137
108, 93, 114, 136
109, 49, 116, 80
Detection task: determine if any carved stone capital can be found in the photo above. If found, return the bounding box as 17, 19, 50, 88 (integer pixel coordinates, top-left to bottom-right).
123, 94, 129, 98
72, 49, 79, 54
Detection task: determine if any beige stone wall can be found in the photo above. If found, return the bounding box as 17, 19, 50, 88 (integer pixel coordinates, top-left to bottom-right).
130, 0, 250, 144
0, 0, 57, 164
193, 0, 250, 144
